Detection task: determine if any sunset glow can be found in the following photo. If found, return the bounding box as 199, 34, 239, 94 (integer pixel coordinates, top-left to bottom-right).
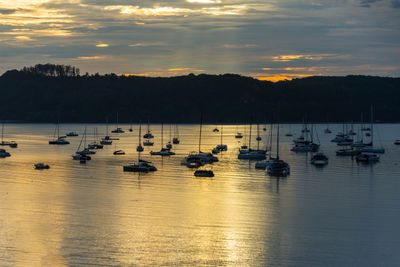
0, 0, 398, 78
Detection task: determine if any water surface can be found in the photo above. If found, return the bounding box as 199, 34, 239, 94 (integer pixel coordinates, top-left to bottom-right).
1, 124, 399, 266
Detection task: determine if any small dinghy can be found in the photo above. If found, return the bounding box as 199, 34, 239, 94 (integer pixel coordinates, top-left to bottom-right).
113, 150, 125, 155
194, 170, 214, 177
311, 153, 328, 166
34, 163, 50, 169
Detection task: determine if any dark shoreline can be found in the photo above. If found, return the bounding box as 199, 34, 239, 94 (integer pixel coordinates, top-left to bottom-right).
1, 69, 399, 123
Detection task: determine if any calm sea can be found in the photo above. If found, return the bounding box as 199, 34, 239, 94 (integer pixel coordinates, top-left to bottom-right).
1, 123, 399, 266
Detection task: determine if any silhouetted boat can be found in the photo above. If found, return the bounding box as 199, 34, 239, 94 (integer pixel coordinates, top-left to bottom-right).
311, 153, 328, 166
194, 170, 214, 177
173, 124, 180, 144
136, 122, 144, 152
0, 123, 18, 148
183, 114, 218, 167
34, 163, 50, 169
124, 126, 157, 172
267, 122, 290, 177
111, 112, 125, 133
124, 159, 157, 172
395, 140, 400, 145
49, 121, 69, 145
213, 124, 227, 153
113, 150, 125, 155
238, 119, 266, 159
355, 152, 379, 162
143, 120, 154, 139
150, 123, 175, 156
0, 149, 11, 158
66, 132, 78, 137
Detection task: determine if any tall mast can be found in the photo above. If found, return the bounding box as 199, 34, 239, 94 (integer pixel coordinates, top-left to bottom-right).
84, 126, 87, 148
257, 123, 260, 150
370, 104, 374, 145
138, 122, 142, 161
161, 122, 164, 149
106, 117, 109, 136
269, 121, 273, 159
57, 119, 60, 138
199, 113, 203, 153
249, 117, 252, 149
169, 124, 172, 143
277, 121, 280, 160
116, 112, 119, 129
220, 124, 223, 145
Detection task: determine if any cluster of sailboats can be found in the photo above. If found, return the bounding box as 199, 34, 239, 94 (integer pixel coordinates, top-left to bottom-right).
1, 105, 398, 174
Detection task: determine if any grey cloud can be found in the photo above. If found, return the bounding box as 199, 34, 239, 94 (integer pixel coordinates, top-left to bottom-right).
360, 0, 382, 7
392, 0, 400, 7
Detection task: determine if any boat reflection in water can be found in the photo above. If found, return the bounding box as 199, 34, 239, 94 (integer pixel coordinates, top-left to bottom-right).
0, 123, 399, 266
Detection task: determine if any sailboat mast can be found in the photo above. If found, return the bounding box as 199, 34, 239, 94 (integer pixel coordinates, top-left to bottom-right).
57, 120, 60, 138
277, 122, 280, 160
161, 122, 164, 149
138, 122, 142, 162
257, 123, 260, 150
83, 126, 87, 148
220, 124, 223, 145
169, 124, 172, 143
249, 118, 252, 149
371, 104, 374, 145
116, 112, 119, 129
199, 114, 203, 153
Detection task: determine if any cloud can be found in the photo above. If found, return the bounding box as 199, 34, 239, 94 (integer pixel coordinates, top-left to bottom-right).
0, 0, 399, 79
360, 0, 381, 7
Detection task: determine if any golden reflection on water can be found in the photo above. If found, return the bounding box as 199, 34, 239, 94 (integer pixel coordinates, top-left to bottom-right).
1, 123, 400, 265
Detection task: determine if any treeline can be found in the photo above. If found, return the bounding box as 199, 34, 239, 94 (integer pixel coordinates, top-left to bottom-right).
21, 64, 80, 77
0, 65, 400, 123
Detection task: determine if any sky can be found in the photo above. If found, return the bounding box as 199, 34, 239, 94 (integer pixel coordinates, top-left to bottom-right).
0, 0, 399, 81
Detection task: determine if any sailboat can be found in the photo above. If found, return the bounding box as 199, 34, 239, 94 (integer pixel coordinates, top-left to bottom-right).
137, 122, 144, 152
111, 112, 125, 133
88, 128, 103, 149
238, 121, 267, 159
123, 126, 157, 172
183, 114, 218, 168
285, 124, 293, 137
238, 119, 266, 159
172, 124, 180, 144
113, 142, 125, 155
267, 122, 290, 177
213, 124, 228, 154
255, 122, 275, 169
1, 122, 18, 148
101, 118, 116, 145
256, 123, 262, 141
72, 127, 91, 162
291, 123, 319, 152
0, 148, 11, 158
143, 120, 154, 139
49, 121, 70, 145
150, 123, 175, 156
166, 124, 173, 149
357, 105, 385, 154
129, 120, 133, 132
235, 122, 243, 138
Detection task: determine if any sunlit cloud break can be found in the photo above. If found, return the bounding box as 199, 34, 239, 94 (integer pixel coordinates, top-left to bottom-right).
96, 44, 109, 47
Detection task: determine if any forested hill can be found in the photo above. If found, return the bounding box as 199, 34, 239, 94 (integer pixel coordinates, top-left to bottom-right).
1, 67, 399, 123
